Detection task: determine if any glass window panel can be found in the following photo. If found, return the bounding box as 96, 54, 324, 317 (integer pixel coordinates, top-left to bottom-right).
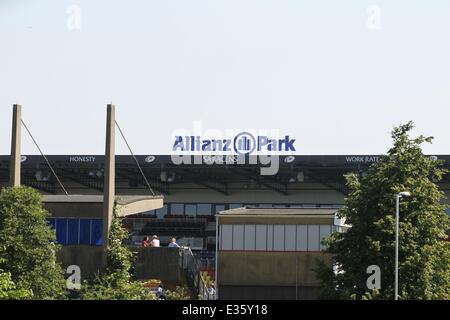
244, 225, 256, 250
267, 225, 273, 250
308, 225, 320, 251
220, 225, 233, 250
155, 205, 168, 218
197, 204, 212, 215
91, 219, 103, 246
319, 225, 332, 251
67, 219, 79, 245
143, 210, 155, 216
296, 225, 308, 251
47, 218, 56, 229
229, 204, 242, 209
255, 225, 267, 251
273, 225, 285, 251
185, 204, 197, 216
285, 225, 296, 251
215, 204, 226, 214
79, 219, 91, 244
233, 225, 244, 250
171, 203, 184, 215
56, 219, 67, 245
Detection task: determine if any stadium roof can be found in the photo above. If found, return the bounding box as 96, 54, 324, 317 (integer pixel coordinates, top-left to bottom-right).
1, 155, 449, 196
219, 207, 338, 216
43, 195, 164, 217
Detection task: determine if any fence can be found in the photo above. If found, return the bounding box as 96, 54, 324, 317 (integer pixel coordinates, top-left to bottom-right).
180, 247, 216, 300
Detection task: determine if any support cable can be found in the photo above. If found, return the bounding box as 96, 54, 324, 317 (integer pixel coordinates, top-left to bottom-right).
115, 120, 155, 196
21, 119, 69, 196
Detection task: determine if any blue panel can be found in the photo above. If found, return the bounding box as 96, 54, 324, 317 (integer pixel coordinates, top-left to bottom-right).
55, 219, 67, 245
91, 219, 102, 246
67, 219, 79, 245
79, 219, 91, 245
47, 218, 56, 230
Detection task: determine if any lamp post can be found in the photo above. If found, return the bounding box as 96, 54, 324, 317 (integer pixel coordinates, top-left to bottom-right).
395, 191, 411, 300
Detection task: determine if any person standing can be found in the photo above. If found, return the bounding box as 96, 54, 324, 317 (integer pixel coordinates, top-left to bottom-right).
142, 236, 150, 247
151, 235, 160, 247
168, 237, 180, 248
156, 284, 166, 299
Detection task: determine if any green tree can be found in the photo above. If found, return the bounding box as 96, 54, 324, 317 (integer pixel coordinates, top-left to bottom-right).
0, 186, 66, 299
316, 122, 450, 300
81, 208, 156, 300
166, 285, 190, 300
0, 269, 32, 300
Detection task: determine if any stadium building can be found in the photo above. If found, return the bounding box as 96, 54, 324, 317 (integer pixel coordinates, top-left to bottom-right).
5, 154, 449, 247
2, 105, 449, 299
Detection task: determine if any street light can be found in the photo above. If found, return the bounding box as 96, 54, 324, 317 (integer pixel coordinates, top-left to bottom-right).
395, 191, 411, 300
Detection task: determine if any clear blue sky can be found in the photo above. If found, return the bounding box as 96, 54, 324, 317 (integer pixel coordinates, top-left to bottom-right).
1, 0, 449, 155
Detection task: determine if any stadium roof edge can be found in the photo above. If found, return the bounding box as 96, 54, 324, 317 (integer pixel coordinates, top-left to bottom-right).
0, 154, 449, 168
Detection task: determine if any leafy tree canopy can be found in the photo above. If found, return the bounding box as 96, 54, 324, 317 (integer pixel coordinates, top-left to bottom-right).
81, 208, 156, 300
0, 187, 66, 299
316, 121, 450, 300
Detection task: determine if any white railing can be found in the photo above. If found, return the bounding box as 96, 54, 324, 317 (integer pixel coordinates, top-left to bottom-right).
180, 247, 216, 300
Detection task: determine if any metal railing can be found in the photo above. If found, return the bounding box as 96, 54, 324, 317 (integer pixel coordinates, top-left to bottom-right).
180, 247, 216, 300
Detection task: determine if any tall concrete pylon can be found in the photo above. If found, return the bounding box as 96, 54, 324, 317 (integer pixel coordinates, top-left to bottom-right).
102, 104, 115, 267
9, 104, 21, 187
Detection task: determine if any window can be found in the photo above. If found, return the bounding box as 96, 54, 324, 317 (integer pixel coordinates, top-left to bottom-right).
296, 225, 308, 251
215, 204, 226, 214
267, 225, 273, 250
218, 223, 334, 252
49, 218, 102, 246
91, 219, 103, 245
233, 225, 244, 250
185, 204, 197, 216
170, 203, 184, 215
308, 225, 320, 251
285, 225, 296, 251
220, 225, 233, 250
244, 225, 256, 250
79, 219, 91, 244
67, 219, 79, 245
48, 218, 56, 229
255, 225, 267, 251
142, 210, 155, 217
197, 204, 212, 215
155, 205, 168, 218
229, 203, 243, 209
56, 219, 67, 244
273, 225, 285, 251
319, 225, 332, 251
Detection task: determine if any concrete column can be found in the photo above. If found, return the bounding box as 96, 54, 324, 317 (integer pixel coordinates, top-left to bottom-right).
9, 104, 21, 187
102, 104, 115, 267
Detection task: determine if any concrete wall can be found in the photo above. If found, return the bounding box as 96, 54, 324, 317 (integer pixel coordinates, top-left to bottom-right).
217, 251, 332, 299
218, 251, 331, 287
57, 245, 103, 279
132, 247, 181, 282
219, 285, 320, 300
57, 246, 182, 282
44, 202, 103, 218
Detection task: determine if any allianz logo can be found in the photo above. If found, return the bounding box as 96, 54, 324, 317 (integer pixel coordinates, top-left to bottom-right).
173, 132, 296, 155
